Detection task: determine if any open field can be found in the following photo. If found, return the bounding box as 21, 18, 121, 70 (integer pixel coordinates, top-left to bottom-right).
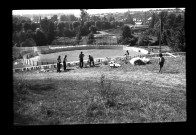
30, 49, 143, 63
13, 56, 186, 124
100, 28, 122, 37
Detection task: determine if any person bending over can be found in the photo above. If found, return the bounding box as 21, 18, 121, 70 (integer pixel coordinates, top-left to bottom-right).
88, 55, 95, 67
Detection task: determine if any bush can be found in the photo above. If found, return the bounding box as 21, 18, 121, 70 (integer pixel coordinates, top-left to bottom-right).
89, 25, 98, 34
20, 38, 36, 47
87, 33, 95, 45
96, 42, 108, 45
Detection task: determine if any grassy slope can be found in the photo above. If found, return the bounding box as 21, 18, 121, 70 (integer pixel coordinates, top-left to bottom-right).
13, 56, 186, 125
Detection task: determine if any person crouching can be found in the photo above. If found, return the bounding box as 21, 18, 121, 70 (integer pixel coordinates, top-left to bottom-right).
88, 55, 95, 67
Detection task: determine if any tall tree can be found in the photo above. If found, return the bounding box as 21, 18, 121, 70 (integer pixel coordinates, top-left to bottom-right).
35, 30, 48, 46
95, 21, 102, 30
126, 14, 135, 25
47, 21, 56, 44
51, 15, 58, 22
72, 21, 80, 30
31, 23, 38, 31
122, 25, 133, 39
69, 14, 78, 21
60, 15, 69, 21
40, 17, 50, 34
149, 12, 156, 28
80, 9, 88, 27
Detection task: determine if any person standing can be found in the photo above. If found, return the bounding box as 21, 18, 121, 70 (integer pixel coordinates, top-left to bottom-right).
63, 55, 67, 71
79, 51, 84, 68
126, 50, 129, 56
57, 56, 61, 73
88, 55, 95, 67
158, 53, 165, 73
124, 50, 129, 61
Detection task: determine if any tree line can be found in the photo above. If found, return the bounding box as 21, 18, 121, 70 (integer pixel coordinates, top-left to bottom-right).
119, 11, 185, 52
12, 10, 125, 47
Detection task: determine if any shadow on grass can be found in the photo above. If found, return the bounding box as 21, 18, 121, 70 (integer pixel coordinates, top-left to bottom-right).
165, 71, 180, 74
14, 112, 42, 125
63, 69, 75, 72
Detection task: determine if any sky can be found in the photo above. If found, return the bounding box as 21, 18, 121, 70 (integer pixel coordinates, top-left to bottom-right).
12, 8, 185, 16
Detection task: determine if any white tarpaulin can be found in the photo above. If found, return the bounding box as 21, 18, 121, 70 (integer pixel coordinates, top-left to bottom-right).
130, 57, 150, 65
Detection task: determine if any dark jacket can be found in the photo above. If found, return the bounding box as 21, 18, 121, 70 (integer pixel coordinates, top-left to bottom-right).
79, 54, 84, 60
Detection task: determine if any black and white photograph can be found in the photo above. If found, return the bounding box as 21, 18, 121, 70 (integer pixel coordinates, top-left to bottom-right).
13, 8, 186, 125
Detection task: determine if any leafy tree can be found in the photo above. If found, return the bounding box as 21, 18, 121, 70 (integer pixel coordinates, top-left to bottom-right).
126, 14, 135, 25
84, 21, 92, 29
102, 21, 111, 30
95, 21, 102, 30
149, 12, 156, 28
90, 15, 101, 22
40, 17, 50, 34
51, 15, 58, 22
64, 29, 75, 38
111, 21, 117, 28
69, 23, 73, 30
87, 32, 95, 44
26, 29, 36, 40
35, 30, 48, 46
31, 23, 38, 31
18, 31, 27, 44
64, 22, 70, 29
23, 22, 31, 32
89, 25, 97, 34
75, 30, 82, 45
69, 14, 78, 21
166, 13, 176, 29
90, 21, 95, 26
122, 25, 133, 39
109, 16, 115, 22
80, 9, 88, 27
13, 16, 23, 33
47, 21, 56, 44
72, 21, 80, 30
60, 15, 69, 21
137, 34, 150, 46
118, 21, 124, 27
119, 25, 138, 45
166, 25, 185, 52
57, 22, 65, 37
57, 22, 65, 31
20, 38, 36, 47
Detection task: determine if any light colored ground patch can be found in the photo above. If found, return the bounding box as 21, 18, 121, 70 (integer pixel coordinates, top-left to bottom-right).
14, 66, 185, 92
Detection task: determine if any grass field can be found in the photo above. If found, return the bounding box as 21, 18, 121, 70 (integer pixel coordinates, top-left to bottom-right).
30, 49, 143, 63
13, 56, 186, 125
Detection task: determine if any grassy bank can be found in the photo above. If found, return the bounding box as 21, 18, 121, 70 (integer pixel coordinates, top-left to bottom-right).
13, 56, 186, 124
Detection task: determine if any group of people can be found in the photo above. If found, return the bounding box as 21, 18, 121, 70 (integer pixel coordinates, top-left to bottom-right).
56, 50, 165, 73
124, 50, 165, 73
78, 51, 95, 68
56, 51, 95, 73
57, 55, 67, 73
